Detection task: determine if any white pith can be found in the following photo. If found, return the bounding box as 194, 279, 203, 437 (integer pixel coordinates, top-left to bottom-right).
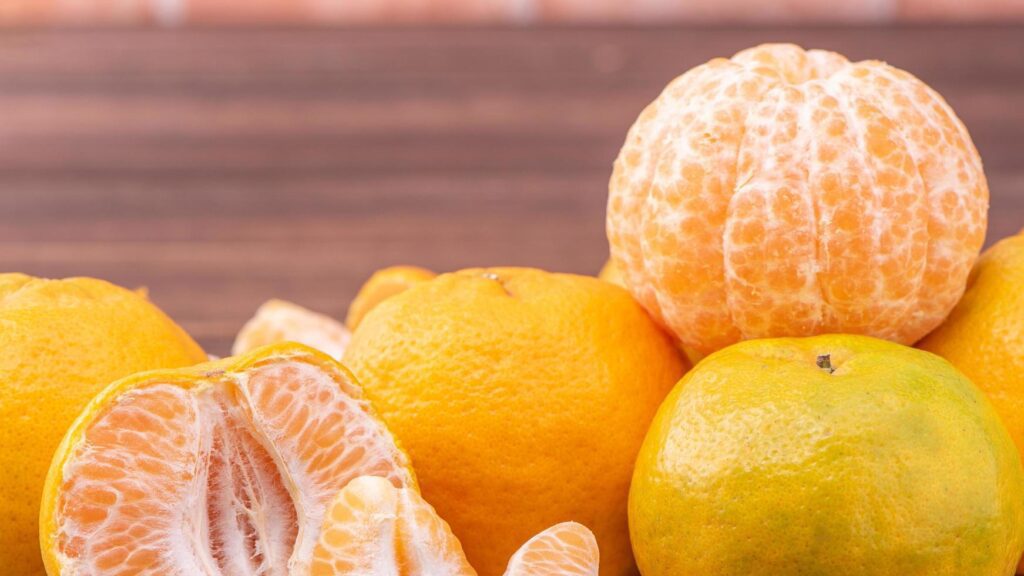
52, 359, 412, 576
606, 44, 988, 353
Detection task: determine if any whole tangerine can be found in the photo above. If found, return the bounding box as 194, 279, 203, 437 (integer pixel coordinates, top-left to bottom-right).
0, 274, 206, 575
344, 267, 686, 576
631, 334, 1024, 576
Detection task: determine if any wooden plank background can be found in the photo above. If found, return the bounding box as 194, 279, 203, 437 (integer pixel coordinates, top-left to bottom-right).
0, 26, 1021, 354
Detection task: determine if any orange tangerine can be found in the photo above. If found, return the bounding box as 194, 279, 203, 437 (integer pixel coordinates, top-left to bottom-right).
346, 266, 436, 331
344, 267, 686, 575
40, 343, 414, 575
607, 43, 988, 355
0, 274, 205, 575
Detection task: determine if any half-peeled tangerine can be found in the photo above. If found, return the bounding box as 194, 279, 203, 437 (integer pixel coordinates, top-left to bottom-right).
40, 343, 414, 576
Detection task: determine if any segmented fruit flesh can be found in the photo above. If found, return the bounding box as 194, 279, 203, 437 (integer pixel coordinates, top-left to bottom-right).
311, 476, 476, 576
503, 522, 599, 576
607, 43, 988, 355
232, 300, 351, 360
50, 356, 412, 576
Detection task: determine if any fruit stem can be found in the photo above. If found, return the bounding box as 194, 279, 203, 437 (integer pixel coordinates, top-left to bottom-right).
482, 272, 513, 297
816, 354, 835, 374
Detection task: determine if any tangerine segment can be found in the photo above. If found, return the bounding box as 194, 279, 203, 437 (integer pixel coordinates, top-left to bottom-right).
233, 299, 351, 359
311, 476, 476, 576
608, 43, 988, 355
41, 343, 414, 576
503, 522, 599, 576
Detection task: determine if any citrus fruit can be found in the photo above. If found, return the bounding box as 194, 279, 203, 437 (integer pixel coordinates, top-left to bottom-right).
344, 267, 687, 576
0, 274, 206, 575
599, 260, 709, 366
919, 230, 1024, 570
312, 476, 599, 576
346, 265, 436, 331
597, 259, 626, 288
503, 522, 599, 576
918, 229, 1024, 448
312, 475, 476, 576
630, 334, 1024, 576
40, 342, 414, 576
607, 42, 988, 356
234, 298, 351, 359
921, 228, 1024, 444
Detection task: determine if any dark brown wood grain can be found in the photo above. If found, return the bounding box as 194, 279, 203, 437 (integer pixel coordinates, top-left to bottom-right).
0, 26, 1021, 354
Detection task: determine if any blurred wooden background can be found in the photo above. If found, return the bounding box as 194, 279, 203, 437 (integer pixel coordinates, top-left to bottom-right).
0, 26, 1021, 354
2, 0, 1023, 26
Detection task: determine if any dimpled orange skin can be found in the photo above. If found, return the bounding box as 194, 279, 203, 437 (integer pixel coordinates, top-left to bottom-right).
607, 43, 988, 356
918, 230, 1024, 575
0, 274, 205, 576
344, 268, 687, 576
630, 334, 1024, 576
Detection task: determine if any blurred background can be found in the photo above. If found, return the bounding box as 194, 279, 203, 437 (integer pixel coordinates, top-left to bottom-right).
0, 1, 1021, 353
2, 0, 1024, 25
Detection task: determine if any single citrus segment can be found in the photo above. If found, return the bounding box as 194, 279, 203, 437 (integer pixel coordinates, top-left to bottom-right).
312, 476, 476, 576
346, 265, 436, 330
503, 522, 599, 576
608, 43, 988, 355
234, 298, 351, 359
40, 343, 414, 576
630, 334, 1024, 575
344, 267, 686, 576
0, 274, 205, 575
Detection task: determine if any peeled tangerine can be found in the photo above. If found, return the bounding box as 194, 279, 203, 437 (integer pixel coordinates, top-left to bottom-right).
608, 43, 988, 355
39, 343, 414, 576
313, 476, 599, 576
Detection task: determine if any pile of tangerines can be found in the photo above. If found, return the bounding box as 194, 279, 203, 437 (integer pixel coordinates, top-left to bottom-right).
3, 43, 1024, 576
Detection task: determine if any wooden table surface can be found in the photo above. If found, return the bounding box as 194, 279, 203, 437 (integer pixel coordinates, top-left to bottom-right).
0, 26, 1021, 354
